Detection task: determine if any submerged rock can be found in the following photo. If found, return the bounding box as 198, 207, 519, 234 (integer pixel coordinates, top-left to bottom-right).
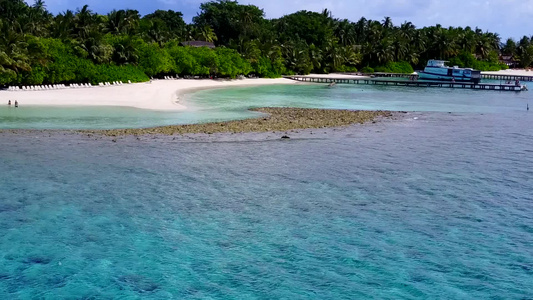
24, 256, 52, 265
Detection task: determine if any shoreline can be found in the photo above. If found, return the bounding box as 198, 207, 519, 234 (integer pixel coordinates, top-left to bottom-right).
481, 69, 533, 77
0, 73, 368, 111
1, 78, 299, 111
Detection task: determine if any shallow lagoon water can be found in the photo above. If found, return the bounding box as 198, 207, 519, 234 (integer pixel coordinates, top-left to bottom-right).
0, 105, 262, 130
193, 82, 529, 113
0, 83, 532, 298
0, 81, 530, 129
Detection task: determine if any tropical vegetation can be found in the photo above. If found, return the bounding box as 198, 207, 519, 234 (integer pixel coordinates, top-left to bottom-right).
0, 0, 529, 86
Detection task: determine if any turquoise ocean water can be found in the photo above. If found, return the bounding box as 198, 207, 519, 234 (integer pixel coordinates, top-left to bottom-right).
0, 83, 532, 298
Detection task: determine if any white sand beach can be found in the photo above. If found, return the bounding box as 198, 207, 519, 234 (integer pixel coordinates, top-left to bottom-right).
304, 73, 370, 79
481, 69, 533, 76
1, 78, 296, 111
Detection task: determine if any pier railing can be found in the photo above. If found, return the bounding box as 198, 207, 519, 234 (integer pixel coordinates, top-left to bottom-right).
343, 72, 533, 82
480, 73, 533, 82
286, 76, 527, 92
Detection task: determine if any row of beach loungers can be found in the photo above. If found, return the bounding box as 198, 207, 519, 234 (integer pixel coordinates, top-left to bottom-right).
6, 81, 133, 91
8, 84, 70, 91
98, 81, 129, 86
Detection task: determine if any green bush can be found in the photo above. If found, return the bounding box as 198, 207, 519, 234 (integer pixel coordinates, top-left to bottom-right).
216, 48, 252, 77
0, 69, 18, 85
374, 62, 413, 73
91, 65, 149, 84
391, 61, 414, 73
448, 51, 508, 71
361, 66, 374, 73
138, 42, 173, 77
336, 65, 358, 72
374, 66, 390, 73
165, 44, 252, 78
253, 56, 283, 78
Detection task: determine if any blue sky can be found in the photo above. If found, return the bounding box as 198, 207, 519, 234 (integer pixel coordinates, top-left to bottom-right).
32, 0, 532, 40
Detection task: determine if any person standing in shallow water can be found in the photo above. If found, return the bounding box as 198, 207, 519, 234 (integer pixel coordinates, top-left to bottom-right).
8, 100, 11, 106
14, 100, 18, 107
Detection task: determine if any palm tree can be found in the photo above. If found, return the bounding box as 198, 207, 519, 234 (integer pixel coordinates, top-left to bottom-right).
354, 17, 368, 44
106, 10, 125, 35
72, 5, 97, 41
367, 23, 384, 46
322, 9, 333, 19
183, 24, 196, 41
457, 29, 475, 52
475, 35, 492, 59
375, 39, 394, 64
106, 9, 140, 35
240, 40, 261, 62
334, 19, 356, 46
502, 38, 517, 56
340, 45, 361, 67
382, 17, 393, 30
142, 19, 168, 47
70, 5, 112, 63
486, 32, 501, 52
24, 0, 52, 37
112, 37, 139, 64
391, 36, 408, 61
195, 25, 218, 43
411, 30, 426, 54
51, 10, 75, 40
281, 40, 311, 74
0, 19, 31, 82
398, 21, 415, 40
308, 43, 323, 72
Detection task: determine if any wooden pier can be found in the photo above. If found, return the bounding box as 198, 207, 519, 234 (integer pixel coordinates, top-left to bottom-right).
349, 72, 533, 82
480, 73, 533, 82
288, 76, 527, 92
367, 72, 413, 78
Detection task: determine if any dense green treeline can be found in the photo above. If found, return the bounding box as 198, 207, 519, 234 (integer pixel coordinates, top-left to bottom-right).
1, 0, 530, 85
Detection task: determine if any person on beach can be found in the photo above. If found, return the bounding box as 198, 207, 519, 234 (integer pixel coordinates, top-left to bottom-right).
14, 100, 18, 107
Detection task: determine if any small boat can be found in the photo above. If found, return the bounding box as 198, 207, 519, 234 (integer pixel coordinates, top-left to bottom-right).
419, 60, 481, 84
327, 82, 336, 88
